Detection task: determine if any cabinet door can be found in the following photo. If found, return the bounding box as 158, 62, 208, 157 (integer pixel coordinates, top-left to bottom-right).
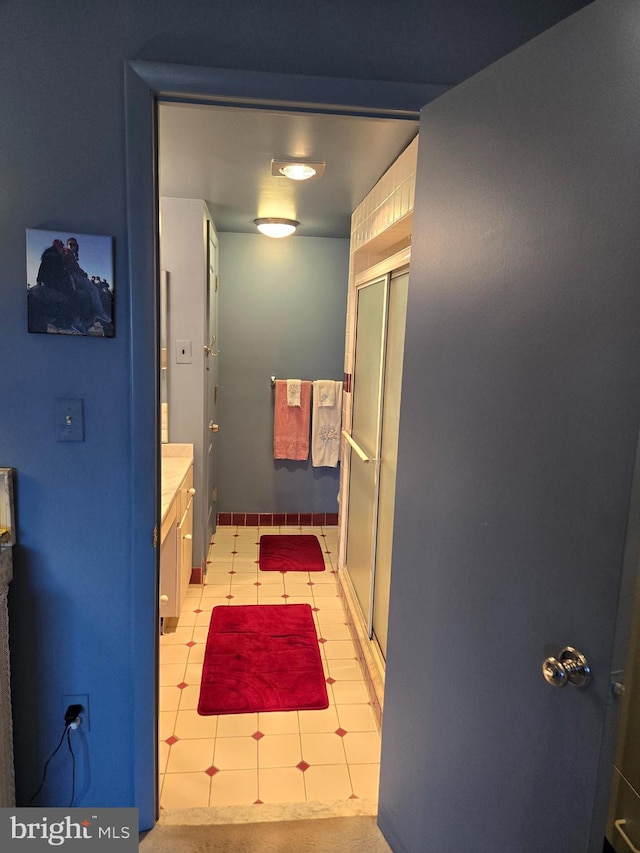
159, 519, 178, 619
177, 468, 194, 615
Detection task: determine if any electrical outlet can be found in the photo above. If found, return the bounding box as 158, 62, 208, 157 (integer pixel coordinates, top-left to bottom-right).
63, 693, 90, 731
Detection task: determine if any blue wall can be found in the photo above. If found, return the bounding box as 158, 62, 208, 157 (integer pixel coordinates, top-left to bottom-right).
217, 233, 348, 514
0, 0, 593, 830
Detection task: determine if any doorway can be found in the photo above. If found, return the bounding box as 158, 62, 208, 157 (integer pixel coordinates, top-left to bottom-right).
151, 81, 424, 820
127, 38, 640, 844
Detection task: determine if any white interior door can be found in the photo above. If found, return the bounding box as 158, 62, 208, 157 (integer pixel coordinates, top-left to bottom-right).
345, 275, 387, 632
204, 218, 219, 546
376, 4, 640, 851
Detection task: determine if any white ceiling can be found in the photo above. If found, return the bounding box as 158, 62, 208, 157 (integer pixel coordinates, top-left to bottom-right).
158, 101, 419, 239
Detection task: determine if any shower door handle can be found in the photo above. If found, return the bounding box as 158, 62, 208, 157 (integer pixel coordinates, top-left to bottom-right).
341, 430, 371, 463
208, 422, 219, 432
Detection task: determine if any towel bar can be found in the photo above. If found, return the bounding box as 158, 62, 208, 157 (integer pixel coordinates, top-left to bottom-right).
270, 376, 341, 387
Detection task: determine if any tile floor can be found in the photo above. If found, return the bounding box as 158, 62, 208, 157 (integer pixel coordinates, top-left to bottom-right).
158, 525, 381, 811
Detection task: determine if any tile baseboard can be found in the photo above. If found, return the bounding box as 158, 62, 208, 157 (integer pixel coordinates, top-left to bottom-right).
216, 512, 338, 527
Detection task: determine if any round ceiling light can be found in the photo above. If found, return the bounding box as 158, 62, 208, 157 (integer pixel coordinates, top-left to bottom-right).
254, 218, 299, 238
279, 163, 317, 181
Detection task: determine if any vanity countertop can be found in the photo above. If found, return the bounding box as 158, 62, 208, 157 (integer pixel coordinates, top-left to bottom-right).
161, 444, 194, 523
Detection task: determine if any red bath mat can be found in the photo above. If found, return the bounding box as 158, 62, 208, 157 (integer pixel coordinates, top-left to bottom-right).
259, 534, 325, 572
197, 604, 329, 715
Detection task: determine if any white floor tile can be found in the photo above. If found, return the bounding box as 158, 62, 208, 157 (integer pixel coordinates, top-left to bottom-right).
209, 769, 258, 807
160, 771, 211, 809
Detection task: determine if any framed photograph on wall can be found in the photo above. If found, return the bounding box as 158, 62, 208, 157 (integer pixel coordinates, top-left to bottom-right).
26, 228, 114, 337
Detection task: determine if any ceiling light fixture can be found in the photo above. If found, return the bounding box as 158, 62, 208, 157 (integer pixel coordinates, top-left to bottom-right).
254, 217, 299, 238
271, 159, 326, 181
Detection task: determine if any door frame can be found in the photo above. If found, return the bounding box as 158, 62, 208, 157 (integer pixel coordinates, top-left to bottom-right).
124, 59, 448, 828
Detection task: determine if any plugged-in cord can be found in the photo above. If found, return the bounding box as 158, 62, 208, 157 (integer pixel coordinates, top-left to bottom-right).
28, 724, 73, 806
28, 705, 82, 807
66, 726, 76, 807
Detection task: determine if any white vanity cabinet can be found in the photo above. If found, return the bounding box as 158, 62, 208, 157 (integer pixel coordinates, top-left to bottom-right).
160, 445, 195, 621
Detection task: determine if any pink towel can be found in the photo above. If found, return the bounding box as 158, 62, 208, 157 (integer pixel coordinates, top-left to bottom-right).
274, 380, 311, 460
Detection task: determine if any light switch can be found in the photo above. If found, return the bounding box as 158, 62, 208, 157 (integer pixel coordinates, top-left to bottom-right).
54, 398, 85, 442
176, 340, 192, 364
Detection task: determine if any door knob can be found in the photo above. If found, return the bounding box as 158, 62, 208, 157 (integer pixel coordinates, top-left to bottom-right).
542, 646, 591, 688
208, 422, 219, 432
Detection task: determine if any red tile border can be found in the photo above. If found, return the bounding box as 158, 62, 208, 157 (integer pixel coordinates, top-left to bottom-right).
189, 567, 203, 585
217, 511, 339, 527
343, 373, 352, 393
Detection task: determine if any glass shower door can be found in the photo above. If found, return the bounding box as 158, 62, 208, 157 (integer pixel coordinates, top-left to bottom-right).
344, 275, 388, 633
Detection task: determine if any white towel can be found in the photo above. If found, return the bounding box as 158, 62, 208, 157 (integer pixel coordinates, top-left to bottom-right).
287, 379, 301, 407
315, 379, 336, 407
312, 380, 342, 467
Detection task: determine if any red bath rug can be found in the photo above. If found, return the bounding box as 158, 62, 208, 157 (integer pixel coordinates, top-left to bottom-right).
197, 603, 329, 715
258, 534, 325, 572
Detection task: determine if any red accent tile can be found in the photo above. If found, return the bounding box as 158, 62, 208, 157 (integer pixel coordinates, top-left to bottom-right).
286, 513, 299, 526
254, 800, 264, 805
177, 682, 188, 690
254, 581, 261, 587
217, 513, 232, 526
281, 594, 289, 599
300, 513, 312, 525
335, 728, 347, 738
312, 513, 324, 525
296, 761, 310, 772
165, 736, 179, 746
194, 609, 202, 613
349, 794, 359, 800
205, 766, 220, 777
343, 373, 352, 393
259, 513, 273, 526
318, 638, 327, 644
232, 513, 245, 525
273, 513, 285, 525
312, 607, 320, 612
252, 731, 264, 740
326, 678, 336, 685
246, 513, 259, 526
186, 641, 196, 647
307, 582, 314, 587
226, 595, 234, 600
231, 550, 238, 555
326, 513, 338, 526
190, 567, 203, 584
